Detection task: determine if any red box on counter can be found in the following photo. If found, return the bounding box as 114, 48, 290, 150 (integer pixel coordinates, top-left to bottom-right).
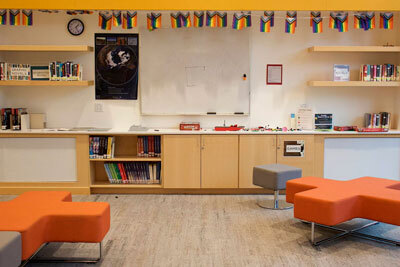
180, 122, 201, 131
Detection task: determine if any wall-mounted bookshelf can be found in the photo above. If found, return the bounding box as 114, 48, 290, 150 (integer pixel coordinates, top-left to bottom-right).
309, 46, 400, 53
308, 81, 400, 87
0, 45, 93, 52
0, 80, 94, 86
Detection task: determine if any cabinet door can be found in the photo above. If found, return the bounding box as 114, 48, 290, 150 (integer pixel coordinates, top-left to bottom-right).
201, 135, 239, 188
277, 135, 315, 177
239, 135, 277, 188
163, 135, 201, 188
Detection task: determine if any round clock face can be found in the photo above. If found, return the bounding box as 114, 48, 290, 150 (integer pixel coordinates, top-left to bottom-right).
68, 19, 84, 36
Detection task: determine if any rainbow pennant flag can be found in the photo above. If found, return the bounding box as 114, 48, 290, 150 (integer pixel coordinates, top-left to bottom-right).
286, 11, 297, 27
217, 12, 227, 27
22, 10, 33, 26
147, 12, 162, 31
335, 13, 348, 32
180, 12, 191, 28
194, 11, 204, 27
264, 11, 274, 26
245, 12, 252, 27
310, 11, 321, 26
329, 12, 338, 29
366, 12, 375, 30
354, 12, 369, 31
206, 11, 218, 27
233, 13, 245, 30
285, 18, 296, 34
0, 10, 7, 25
99, 12, 112, 30
113, 11, 122, 27
380, 12, 393, 29
9, 10, 20, 26
312, 17, 323, 33
122, 11, 137, 29
170, 12, 182, 28
260, 16, 272, 33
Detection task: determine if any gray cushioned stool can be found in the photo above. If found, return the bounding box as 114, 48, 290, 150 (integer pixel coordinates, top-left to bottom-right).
0, 231, 21, 267
253, 163, 302, 210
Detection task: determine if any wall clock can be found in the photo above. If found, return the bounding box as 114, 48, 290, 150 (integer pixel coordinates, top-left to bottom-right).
67, 19, 84, 36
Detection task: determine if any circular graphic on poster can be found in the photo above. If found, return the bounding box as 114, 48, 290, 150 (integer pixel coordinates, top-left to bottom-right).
96, 45, 138, 86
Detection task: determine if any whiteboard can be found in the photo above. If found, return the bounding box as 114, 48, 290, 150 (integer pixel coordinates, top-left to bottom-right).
324, 138, 400, 181
0, 138, 77, 182
140, 26, 250, 115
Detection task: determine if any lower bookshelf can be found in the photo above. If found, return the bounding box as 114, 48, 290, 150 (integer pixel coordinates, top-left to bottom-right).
90, 182, 162, 189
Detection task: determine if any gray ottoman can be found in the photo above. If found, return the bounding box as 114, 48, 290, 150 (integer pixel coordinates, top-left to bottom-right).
253, 163, 302, 210
0, 231, 21, 267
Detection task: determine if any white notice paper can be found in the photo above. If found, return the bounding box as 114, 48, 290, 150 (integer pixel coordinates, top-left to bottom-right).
297, 108, 313, 130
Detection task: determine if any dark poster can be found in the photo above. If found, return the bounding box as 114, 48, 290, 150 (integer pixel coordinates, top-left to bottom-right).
95, 33, 139, 99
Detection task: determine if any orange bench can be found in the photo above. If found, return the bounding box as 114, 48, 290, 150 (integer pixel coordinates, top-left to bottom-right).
286, 176, 400, 247
0, 191, 110, 264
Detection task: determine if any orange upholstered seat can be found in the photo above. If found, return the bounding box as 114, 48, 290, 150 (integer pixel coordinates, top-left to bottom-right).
0, 191, 110, 260
286, 177, 400, 226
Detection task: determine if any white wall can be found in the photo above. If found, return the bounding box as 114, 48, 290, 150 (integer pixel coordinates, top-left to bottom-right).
0, 11, 399, 129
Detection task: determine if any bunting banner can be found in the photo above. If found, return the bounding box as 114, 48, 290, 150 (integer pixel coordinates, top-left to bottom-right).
353, 12, 374, 31
310, 11, 321, 26
285, 18, 296, 34
113, 11, 122, 27
0, 10, 7, 25
122, 11, 137, 29
232, 12, 251, 30
264, 11, 274, 27
260, 16, 272, 33
312, 17, 323, 33
147, 12, 162, 31
380, 12, 393, 29
99, 11, 112, 30
22, 9, 33, 26
9, 9, 20, 26
180, 12, 191, 27
194, 11, 204, 27
335, 13, 349, 32
170, 12, 182, 28
206, 11, 218, 27
286, 11, 297, 27
217, 12, 227, 27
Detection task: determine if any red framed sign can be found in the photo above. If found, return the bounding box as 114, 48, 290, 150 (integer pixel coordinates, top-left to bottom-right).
266, 64, 283, 85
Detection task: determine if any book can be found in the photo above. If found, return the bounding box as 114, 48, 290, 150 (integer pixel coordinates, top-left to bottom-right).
89, 136, 115, 159
334, 64, 350, 81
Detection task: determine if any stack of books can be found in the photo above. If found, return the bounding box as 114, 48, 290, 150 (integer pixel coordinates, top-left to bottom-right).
137, 136, 161, 157
0, 63, 31, 80
1, 108, 27, 130
89, 136, 115, 159
360, 64, 400, 81
104, 162, 161, 184
49, 61, 82, 81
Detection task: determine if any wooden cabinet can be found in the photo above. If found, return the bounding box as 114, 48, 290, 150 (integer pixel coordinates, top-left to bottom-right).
163, 135, 201, 188
277, 135, 315, 177
239, 135, 277, 188
201, 135, 239, 188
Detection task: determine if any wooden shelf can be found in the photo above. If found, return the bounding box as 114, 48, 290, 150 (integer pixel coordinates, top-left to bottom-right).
308, 81, 400, 87
0, 80, 94, 86
90, 156, 162, 162
309, 46, 400, 53
0, 45, 93, 52
90, 182, 162, 188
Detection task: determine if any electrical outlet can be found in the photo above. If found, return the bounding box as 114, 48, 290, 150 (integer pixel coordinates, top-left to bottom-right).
94, 103, 103, 112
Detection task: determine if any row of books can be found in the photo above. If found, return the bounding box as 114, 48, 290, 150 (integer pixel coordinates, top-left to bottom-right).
360, 64, 400, 82
49, 61, 82, 81
89, 136, 115, 159
1, 108, 27, 130
364, 112, 391, 129
104, 162, 161, 184
0, 63, 31, 80
137, 136, 161, 157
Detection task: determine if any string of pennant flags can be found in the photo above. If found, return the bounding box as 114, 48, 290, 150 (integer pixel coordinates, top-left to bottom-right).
0, 9, 396, 33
